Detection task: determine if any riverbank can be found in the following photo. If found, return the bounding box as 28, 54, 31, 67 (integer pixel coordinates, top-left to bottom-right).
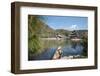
41, 38, 82, 41
71, 38, 82, 41
41, 38, 57, 40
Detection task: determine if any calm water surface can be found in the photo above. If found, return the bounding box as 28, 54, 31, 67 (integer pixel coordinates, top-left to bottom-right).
29, 39, 84, 60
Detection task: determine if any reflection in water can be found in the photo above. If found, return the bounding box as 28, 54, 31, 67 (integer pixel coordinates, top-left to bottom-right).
29, 39, 84, 60
62, 42, 83, 57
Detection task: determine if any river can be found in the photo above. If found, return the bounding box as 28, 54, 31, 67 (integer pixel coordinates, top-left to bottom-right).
29, 39, 84, 60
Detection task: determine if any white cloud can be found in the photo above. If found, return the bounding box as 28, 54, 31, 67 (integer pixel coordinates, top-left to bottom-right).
69, 24, 78, 30
56, 24, 79, 31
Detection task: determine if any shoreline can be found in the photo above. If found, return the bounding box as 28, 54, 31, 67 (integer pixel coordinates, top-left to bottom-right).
40, 38, 82, 41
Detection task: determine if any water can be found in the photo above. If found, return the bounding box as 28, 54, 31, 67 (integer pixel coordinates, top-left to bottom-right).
29, 39, 84, 60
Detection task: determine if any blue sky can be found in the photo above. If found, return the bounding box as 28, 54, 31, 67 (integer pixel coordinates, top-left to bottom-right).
40, 15, 88, 30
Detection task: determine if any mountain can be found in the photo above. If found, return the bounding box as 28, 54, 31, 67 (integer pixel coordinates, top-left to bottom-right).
37, 21, 56, 38
56, 29, 71, 36
28, 15, 55, 38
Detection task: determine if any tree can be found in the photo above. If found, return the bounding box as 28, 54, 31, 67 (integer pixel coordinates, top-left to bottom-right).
81, 33, 88, 56
28, 15, 43, 55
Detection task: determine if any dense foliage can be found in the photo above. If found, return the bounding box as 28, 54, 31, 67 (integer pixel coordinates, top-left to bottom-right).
81, 33, 88, 56
28, 15, 43, 55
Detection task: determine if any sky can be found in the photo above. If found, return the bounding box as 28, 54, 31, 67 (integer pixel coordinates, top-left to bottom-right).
40, 15, 88, 30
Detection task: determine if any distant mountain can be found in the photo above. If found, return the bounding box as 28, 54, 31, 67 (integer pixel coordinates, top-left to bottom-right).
56, 29, 71, 36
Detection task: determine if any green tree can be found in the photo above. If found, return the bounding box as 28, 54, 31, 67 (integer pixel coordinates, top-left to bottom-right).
28, 15, 43, 55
